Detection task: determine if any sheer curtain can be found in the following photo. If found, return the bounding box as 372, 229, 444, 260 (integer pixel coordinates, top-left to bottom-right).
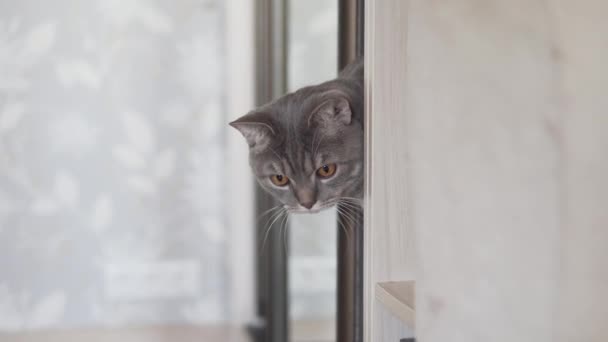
0, 0, 236, 330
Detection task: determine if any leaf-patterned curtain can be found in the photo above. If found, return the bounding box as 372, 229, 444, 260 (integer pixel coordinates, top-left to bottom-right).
0, 0, 228, 330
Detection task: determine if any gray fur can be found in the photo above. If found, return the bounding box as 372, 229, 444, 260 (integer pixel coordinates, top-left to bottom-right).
230, 59, 363, 212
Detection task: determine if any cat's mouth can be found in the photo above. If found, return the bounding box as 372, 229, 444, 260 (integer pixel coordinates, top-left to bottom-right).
286, 200, 340, 214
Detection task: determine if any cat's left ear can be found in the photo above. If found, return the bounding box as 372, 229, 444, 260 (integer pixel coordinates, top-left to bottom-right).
308, 96, 352, 127
229, 111, 276, 152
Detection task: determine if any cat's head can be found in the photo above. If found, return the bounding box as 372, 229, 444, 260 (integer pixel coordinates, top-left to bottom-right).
230, 87, 363, 213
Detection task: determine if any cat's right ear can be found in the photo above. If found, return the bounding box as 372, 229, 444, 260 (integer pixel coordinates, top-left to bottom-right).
229, 111, 276, 152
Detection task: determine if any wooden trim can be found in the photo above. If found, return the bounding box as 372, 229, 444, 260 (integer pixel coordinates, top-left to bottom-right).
363, 1, 374, 340
225, 0, 256, 325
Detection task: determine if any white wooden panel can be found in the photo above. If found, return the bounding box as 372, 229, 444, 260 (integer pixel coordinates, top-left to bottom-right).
366, 1, 608, 341
375, 305, 414, 342
405, 2, 561, 341
364, 0, 414, 341
552, 2, 608, 341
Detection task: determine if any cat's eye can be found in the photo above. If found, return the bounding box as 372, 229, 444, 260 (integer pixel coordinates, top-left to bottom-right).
316, 164, 337, 178
270, 174, 289, 186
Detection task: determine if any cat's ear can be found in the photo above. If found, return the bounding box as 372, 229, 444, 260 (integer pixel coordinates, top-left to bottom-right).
229, 111, 276, 152
308, 96, 352, 128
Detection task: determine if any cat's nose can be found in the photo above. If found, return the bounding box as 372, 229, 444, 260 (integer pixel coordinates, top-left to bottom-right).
300, 200, 315, 209
296, 189, 316, 209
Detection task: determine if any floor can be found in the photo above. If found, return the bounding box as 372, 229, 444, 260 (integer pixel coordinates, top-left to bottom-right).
0, 321, 334, 342
291, 319, 334, 342
0, 325, 249, 342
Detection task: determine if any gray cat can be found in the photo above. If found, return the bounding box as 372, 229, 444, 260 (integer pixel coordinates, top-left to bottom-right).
230, 59, 363, 213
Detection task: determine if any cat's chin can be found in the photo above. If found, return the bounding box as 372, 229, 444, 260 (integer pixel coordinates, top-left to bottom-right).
286, 207, 330, 214
288, 208, 324, 214
285, 201, 337, 214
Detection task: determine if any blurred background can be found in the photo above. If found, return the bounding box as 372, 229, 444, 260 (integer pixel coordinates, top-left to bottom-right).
0, 0, 340, 341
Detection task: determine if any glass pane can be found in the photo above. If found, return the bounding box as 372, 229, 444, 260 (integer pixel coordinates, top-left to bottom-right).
287, 1, 338, 341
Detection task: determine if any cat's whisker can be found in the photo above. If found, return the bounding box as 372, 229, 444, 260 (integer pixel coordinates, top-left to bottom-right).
268, 146, 283, 162
281, 213, 290, 257
336, 205, 352, 224
336, 212, 352, 242
337, 201, 363, 215
261, 207, 286, 232
260, 214, 280, 253
340, 197, 363, 203
310, 127, 319, 155
339, 207, 361, 221
337, 206, 359, 227
338, 196, 364, 206
260, 211, 285, 254
337, 199, 361, 208
338, 206, 357, 224
337, 201, 364, 228
337, 204, 364, 218
313, 133, 327, 158
260, 209, 286, 254
257, 205, 284, 222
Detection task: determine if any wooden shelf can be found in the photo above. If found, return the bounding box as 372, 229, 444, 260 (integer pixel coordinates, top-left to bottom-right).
375, 281, 416, 329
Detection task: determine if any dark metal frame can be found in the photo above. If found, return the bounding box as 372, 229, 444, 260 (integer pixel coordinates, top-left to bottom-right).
337, 1, 365, 342
250, 1, 289, 342
251, 1, 364, 341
